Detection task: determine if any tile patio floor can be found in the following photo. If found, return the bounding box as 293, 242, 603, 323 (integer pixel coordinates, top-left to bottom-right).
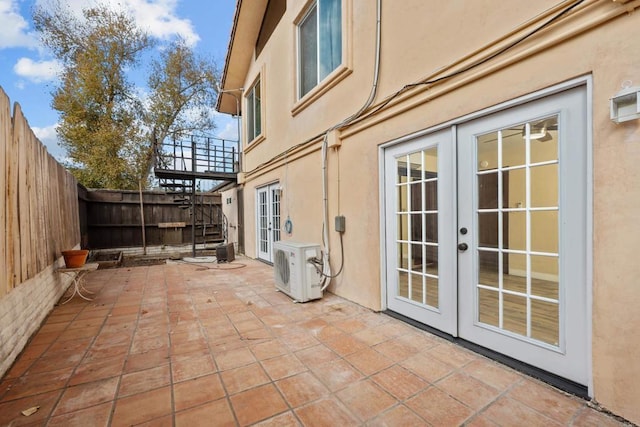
0, 257, 628, 426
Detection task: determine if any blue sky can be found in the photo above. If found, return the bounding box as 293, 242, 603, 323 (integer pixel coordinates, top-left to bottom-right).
0, 0, 237, 160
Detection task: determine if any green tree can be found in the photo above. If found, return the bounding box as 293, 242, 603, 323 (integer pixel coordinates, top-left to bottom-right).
147, 37, 219, 145
34, 1, 153, 189
33, 2, 220, 189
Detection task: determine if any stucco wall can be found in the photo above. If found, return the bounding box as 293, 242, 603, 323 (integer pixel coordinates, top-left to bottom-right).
233, 1, 640, 423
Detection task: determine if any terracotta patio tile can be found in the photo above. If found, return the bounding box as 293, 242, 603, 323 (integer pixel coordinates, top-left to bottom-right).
2, 367, 74, 401
175, 398, 236, 427
406, 386, 474, 426
27, 349, 84, 374
110, 304, 140, 317
310, 359, 363, 392
352, 327, 389, 346
323, 334, 368, 357
315, 325, 345, 342
281, 330, 321, 352
508, 378, 584, 424
66, 316, 106, 331
374, 321, 413, 339
427, 342, 478, 368
75, 307, 111, 320
230, 383, 288, 426
52, 377, 118, 416
118, 364, 171, 397
295, 344, 338, 368
571, 407, 626, 426
335, 379, 397, 421
261, 353, 307, 381
174, 373, 226, 411
123, 347, 170, 374
84, 342, 131, 362
47, 401, 113, 427
253, 410, 300, 426
372, 337, 420, 362
368, 404, 430, 427
371, 365, 429, 401
56, 324, 102, 342
464, 414, 500, 426
482, 396, 563, 427
3, 355, 36, 380
47, 336, 93, 355
45, 312, 78, 324
401, 352, 456, 384
27, 330, 63, 347
436, 371, 501, 410
344, 348, 394, 376
130, 335, 170, 354
220, 363, 270, 395
463, 358, 522, 391
215, 347, 256, 371
250, 338, 288, 360
171, 353, 217, 382
170, 336, 210, 356
295, 397, 359, 427
332, 318, 367, 334
276, 371, 330, 408
0, 389, 62, 426
38, 321, 70, 334
111, 386, 172, 427
69, 354, 125, 386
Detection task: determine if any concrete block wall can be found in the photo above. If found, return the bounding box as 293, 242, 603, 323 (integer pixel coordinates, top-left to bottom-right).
0, 258, 71, 378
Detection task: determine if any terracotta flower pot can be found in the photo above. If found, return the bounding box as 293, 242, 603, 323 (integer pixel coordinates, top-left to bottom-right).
62, 250, 89, 268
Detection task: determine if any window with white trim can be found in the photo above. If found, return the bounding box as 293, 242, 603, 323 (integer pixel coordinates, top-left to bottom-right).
246, 77, 262, 142
298, 0, 342, 98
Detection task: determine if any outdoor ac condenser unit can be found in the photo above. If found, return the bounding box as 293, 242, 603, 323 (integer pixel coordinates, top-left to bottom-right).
273, 241, 323, 303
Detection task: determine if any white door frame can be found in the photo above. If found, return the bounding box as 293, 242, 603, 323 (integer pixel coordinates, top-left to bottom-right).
256, 182, 281, 263
379, 77, 593, 394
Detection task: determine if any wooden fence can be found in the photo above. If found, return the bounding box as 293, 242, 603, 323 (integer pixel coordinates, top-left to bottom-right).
82, 189, 223, 249
1, 87, 80, 298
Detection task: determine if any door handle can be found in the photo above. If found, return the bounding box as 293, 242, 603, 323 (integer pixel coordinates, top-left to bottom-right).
458, 243, 469, 251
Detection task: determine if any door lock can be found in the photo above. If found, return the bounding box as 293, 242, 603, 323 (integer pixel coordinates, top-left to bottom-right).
458, 242, 469, 251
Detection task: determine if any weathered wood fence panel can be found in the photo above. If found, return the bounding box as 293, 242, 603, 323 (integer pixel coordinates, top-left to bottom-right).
84, 190, 222, 249
0, 87, 80, 298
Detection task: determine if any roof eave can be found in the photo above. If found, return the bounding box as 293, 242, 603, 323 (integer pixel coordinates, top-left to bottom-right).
216, 0, 268, 114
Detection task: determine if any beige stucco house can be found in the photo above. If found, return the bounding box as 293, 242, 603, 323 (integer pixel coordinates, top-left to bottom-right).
216, 0, 640, 423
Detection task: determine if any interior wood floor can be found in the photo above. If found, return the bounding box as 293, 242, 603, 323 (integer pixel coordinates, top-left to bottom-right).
397, 264, 559, 346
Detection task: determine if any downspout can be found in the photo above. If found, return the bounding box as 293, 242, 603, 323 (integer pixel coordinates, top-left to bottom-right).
321, 0, 382, 290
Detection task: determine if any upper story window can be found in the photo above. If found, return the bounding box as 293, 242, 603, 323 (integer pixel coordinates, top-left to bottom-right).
298, 0, 342, 98
246, 77, 262, 143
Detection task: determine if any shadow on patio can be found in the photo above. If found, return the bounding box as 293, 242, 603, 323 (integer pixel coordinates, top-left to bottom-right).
0, 257, 625, 426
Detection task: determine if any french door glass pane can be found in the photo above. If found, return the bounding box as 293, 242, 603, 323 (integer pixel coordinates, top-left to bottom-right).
299, 5, 318, 97
475, 115, 560, 346
395, 146, 439, 309
319, 0, 342, 80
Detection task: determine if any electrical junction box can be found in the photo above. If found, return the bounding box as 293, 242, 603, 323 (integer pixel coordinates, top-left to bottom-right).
335, 215, 346, 233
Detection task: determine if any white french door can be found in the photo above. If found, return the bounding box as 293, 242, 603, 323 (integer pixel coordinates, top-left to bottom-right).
384, 129, 457, 335
384, 86, 589, 385
256, 183, 281, 262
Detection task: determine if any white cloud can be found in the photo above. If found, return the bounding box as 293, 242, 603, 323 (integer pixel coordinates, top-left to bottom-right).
216, 119, 239, 141
13, 57, 62, 82
32, 123, 67, 160
0, 0, 38, 49
35, 0, 200, 46
124, 0, 200, 46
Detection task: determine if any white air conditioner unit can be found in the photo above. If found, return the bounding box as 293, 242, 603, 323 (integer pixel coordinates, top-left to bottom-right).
273, 241, 323, 303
